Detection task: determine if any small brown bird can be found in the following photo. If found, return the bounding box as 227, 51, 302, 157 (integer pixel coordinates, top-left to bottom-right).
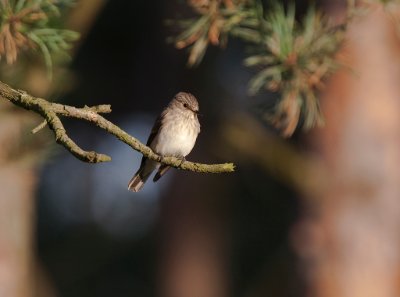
128, 92, 201, 192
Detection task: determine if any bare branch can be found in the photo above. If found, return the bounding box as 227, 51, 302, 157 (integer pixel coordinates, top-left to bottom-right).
0, 80, 235, 173
31, 120, 47, 134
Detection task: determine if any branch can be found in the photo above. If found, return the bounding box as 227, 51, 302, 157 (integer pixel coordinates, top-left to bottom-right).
0, 81, 235, 173
222, 112, 329, 196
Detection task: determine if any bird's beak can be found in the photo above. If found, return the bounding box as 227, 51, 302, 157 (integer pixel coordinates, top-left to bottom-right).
190, 108, 200, 115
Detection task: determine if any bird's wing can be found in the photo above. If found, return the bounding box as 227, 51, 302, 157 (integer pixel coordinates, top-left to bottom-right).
146, 108, 167, 147
134, 109, 166, 173
153, 164, 171, 182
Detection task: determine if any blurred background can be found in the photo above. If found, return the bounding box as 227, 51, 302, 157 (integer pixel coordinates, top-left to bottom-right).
36, 1, 298, 296
35, 1, 301, 296
2, 0, 400, 297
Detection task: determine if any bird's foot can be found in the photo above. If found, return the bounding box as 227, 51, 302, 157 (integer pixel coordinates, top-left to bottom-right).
178, 157, 186, 166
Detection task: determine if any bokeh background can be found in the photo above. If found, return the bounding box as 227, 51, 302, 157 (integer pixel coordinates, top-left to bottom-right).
2, 1, 400, 297
35, 1, 299, 297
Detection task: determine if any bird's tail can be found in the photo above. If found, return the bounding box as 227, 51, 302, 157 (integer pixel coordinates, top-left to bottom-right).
128, 168, 152, 192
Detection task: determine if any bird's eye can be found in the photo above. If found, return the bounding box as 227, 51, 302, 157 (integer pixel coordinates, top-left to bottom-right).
183, 103, 188, 108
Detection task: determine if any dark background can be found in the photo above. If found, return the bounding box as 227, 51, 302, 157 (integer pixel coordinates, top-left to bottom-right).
36, 1, 301, 296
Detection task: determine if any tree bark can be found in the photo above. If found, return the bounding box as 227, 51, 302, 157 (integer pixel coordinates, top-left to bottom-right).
0, 103, 36, 297
294, 4, 400, 297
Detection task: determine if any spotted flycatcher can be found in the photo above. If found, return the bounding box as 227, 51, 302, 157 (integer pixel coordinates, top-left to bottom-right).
128, 92, 201, 192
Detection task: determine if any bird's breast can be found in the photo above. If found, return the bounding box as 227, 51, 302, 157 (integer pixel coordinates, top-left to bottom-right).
151, 112, 200, 157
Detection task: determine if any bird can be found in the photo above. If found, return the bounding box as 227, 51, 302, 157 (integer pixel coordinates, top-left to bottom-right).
128, 92, 201, 192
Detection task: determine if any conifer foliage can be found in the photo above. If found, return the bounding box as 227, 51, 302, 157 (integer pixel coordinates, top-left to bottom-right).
0, 0, 78, 72
172, 0, 348, 136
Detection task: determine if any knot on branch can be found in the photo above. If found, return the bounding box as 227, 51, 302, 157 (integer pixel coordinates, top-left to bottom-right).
79, 151, 112, 163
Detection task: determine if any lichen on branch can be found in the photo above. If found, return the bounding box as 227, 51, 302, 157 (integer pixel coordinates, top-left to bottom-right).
0, 80, 235, 173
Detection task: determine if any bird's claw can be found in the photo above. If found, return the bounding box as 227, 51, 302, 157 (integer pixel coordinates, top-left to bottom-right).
179, 157, 186, 166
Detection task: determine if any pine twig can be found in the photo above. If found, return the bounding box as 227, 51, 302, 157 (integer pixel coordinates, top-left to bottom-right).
31, 119, 47, 134
0, 80, 235, 173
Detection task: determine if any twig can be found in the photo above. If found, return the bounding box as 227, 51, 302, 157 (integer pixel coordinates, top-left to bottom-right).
0, 80, 235, 173
31, 119, 47, 134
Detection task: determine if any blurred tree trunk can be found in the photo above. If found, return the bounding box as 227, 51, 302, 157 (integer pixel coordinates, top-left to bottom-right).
158, 174, 229, 297
0, 1, 105, 295
0, 103, 37, 297
294, 4, 400, 297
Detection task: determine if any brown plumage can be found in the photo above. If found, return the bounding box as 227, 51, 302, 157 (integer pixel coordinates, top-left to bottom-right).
128, 92, 201, 192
